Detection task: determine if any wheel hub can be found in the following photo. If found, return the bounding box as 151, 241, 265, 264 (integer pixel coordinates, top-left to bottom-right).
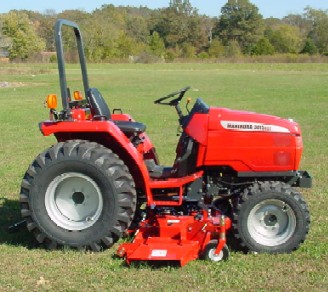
208, 249, 224, 262
72, 191, 85, 205
45, 172, 103, 231
264, 214, 277, 226
247, 199, 296, 246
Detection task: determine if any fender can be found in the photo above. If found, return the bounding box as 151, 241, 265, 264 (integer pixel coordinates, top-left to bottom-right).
39, 120, 152, 198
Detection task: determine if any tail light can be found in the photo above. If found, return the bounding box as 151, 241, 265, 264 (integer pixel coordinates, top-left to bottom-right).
294, 135, 303, 170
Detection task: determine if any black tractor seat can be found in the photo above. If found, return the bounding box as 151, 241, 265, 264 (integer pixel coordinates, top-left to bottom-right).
114, 121, 146, 137
87, 87, 146, 137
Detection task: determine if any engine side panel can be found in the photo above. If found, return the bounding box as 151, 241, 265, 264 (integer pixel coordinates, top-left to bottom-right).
204, 108, 302, 172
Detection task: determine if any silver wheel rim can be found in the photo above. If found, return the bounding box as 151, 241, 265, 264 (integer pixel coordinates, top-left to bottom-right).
247, 199, 296, 246
208, 248, 224, 262
45, 172, 103, 231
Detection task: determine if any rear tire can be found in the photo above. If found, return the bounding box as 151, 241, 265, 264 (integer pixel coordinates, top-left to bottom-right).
232, 181, 310, 253
20, 140, 136, 251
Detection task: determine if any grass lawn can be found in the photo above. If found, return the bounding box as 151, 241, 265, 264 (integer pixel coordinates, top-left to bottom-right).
0, 62, 327, 291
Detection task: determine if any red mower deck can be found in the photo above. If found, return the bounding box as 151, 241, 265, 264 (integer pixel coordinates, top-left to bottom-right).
117, 212, 231, 266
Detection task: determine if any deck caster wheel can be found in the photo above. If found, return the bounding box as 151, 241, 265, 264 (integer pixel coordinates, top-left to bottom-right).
202, 240, 230, 262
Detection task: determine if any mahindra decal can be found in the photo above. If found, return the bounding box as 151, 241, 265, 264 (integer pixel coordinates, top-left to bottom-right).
221, 121, 290, 133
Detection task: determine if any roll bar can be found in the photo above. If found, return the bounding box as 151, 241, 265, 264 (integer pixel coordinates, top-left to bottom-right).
54, 19, 90, 111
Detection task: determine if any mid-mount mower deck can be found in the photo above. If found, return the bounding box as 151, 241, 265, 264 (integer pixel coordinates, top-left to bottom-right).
117, 212, 231, 266
18, 19, 311, 266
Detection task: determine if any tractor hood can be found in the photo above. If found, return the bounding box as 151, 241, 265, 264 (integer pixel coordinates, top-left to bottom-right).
203, 107, 303, 172
208, 107, 301, 135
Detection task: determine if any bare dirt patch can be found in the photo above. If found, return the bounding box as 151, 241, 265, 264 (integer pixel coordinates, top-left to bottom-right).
0, 81, 45, 88
0, 81, 26, 88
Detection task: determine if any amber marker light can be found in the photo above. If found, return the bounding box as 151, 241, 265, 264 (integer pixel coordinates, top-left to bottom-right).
73, 91, 83, 100
46, 94, 58, 109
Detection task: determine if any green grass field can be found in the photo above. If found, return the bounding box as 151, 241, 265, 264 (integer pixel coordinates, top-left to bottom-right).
0, 63, 327, 291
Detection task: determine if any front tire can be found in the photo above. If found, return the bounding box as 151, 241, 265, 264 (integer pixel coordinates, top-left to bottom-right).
232, 181, 310, 253
20, 140, 136, 251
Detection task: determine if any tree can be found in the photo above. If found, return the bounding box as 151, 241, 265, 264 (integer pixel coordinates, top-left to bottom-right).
82, 6, 125, 61
169, 0, 195, 16
126, 14, 149, 43
180, 42, 196, 58
152, 3, 206, 52
304, 7, 328, 53
208, 39, 225, 57
252, 38, 275, 55
35, 11, 57, 52
0, 22, 12, 56
148, 31, 165, 57
224, 39, 242, 57
301, 38, 318, 55
268, 25, 302, 54
264, 17, 283, 30
282, 13, 312, 40
214, 0, 264, 54
115, 33, 139, 58
200, 15, 215, 47
1, 11, 45, 60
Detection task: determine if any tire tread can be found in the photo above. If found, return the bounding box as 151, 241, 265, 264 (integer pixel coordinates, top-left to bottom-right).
232, 181, 310, 253
20, 140, 136, 251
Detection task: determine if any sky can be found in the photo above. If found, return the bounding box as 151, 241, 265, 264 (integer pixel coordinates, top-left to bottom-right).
0, 1, 327, 19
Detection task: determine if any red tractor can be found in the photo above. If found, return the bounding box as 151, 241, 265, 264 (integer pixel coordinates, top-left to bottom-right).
20, 20, 311, 265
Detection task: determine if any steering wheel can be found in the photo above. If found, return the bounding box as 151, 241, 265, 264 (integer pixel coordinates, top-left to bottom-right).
154, 86, 191, 106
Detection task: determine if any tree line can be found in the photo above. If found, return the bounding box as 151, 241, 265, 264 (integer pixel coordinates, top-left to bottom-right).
0, 0, 327, 62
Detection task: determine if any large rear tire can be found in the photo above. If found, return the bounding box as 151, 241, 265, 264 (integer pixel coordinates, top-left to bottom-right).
20, 140, 136, 251
232, 181, 310, 253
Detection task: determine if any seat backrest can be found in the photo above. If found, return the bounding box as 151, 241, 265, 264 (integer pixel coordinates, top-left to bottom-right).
87, 88, 111, 120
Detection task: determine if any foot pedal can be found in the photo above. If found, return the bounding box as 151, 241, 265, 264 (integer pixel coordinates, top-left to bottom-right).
145, 159, 172, 179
